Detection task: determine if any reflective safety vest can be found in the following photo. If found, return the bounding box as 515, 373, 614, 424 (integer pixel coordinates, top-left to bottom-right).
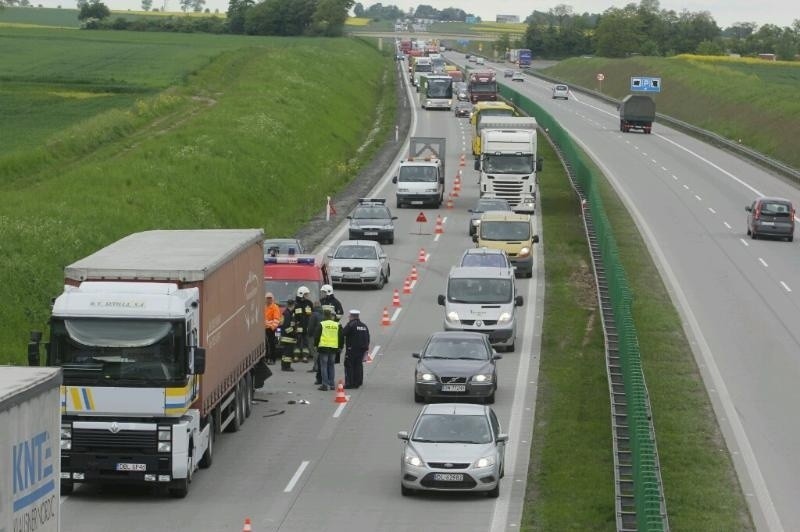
318, 320, 340, 349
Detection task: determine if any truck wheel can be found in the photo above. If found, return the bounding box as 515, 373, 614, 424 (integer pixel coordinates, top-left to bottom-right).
225, 383, 243, 433
244, 373, 253, 418
237, 380, 247, 426
199, 417, 214, 469
61, 481, 74, 495
169, 454, 192, 498
396, 199, 402, 209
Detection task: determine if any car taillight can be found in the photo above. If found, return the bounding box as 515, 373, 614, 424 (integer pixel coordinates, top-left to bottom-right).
754, 204, 761, 220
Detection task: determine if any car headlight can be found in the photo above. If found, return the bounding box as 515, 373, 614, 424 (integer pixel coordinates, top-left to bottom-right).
497, 312, 511, 324
404, 450, 424, 467
382, 224, 393, 229
61, 424, 72, 440
364, 266, 379, 274
416, 371, 436, 382
518, 247, 531, 257
61, 440, 72, 451
447, 311, 460, 322
158, 442, 172, 453
330, 267, 342, 275
475, 455, 495, 468
424, 188, 438, 193
472, 373, 493, 383
472, 219, 481, 226
398, 188, 410, 193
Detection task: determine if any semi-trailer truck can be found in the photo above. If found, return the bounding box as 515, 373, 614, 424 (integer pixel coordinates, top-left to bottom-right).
1, 367, 62, 532
30, 229, 268, 498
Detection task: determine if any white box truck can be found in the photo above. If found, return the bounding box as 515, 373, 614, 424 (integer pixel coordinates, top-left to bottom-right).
1, 366, 62, 532
475, 116, 541, 213
392, 137, 446, 208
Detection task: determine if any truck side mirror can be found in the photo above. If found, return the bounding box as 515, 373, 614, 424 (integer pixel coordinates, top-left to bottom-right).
474, 160, 480, 171
392, 176, 398, 184
472, 234, 478, 243
536, 157, 543, 172
193, 347, 206, 375
439, 176, 444, 184
515, 295, 524, 307
437, 295, 445, 306
533, 235, 540, 244
745, 206, 752, 212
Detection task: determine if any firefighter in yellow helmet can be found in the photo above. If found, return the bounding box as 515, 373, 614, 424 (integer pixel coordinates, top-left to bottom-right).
293, 286, 314, 363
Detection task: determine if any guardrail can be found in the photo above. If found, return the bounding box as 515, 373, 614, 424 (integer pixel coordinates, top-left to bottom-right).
499, 84, 669, 531
525, 70, 800, 182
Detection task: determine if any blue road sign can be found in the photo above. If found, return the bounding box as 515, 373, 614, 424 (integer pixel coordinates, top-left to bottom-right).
630, 76, 662, 93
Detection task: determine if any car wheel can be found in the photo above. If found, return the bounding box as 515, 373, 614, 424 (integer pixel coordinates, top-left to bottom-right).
751, 230, 758, 240
396, 199, 402, 209
746, 227, 751, 236
386, 265, 391, 280
788, 235, 794, 242
61, 481, 74, 495
507, 340, 515, 353
401, 484, 415, 496
376, 273, 385, 290
487, 481, 500, 498
388, 236, 394, 245
414, 391, 424, 403
525, 270, 533, 279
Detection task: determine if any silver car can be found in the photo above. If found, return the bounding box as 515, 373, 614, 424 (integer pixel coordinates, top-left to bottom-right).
327, 240, 390, 289
398, 403, 507, 497
552, 84, 569, 99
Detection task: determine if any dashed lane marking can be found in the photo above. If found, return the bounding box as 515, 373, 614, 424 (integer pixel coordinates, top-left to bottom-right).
284, 461, 310, 492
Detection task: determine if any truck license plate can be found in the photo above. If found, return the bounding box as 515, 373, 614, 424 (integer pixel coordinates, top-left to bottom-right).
116, 463, 146, 472
441, 384, 466, 392
411, 201, 423, 205
433, 473, 464, 481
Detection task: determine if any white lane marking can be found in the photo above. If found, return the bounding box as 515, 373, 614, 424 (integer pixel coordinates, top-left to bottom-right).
333, 403, 346, 418
559, 132, 784, 532
442, 216, 448, 224
434, 233, 441, 242
724, 222, 732, 229
695, 195, 702, 201
642, 152, 648, 156
672, 174, 678, 180
661, 166, 668, 171
709, 208, 717, 214
284, 461, 310, 492
409, 279, 418, 289
369, 345, 381, 358
651, 158, 658, 164
780, 282, 792, 292
741, 239, 750, 247
633, 145, 639, 150
391, 308, 402, 322
759, 258, 769, 268
683, 184, 690, 190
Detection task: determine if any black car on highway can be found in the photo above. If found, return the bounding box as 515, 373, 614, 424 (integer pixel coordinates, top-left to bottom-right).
347, 198, 397, 244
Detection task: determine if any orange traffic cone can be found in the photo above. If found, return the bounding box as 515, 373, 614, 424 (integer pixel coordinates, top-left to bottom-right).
454, 173, 461, 186
381, 307, 391, 326
242, 518, 252, 532
446, 195, 454, 209
435, 215, 444, 234
418, 248, 427, 263
459, 154, 466, 167
410, 265, 418, 281
334, 380, 348, 403
451, 182, 460, 198
392, 288, 401, 307
403, 277, 412, 294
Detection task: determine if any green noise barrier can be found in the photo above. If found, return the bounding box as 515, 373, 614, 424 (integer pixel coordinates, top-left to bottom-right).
499, 85, 668, 531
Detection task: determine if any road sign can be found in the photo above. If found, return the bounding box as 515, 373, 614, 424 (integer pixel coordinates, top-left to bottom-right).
596, 73, 605, 81
416, 212, 428, 223
630, 76, 661, 93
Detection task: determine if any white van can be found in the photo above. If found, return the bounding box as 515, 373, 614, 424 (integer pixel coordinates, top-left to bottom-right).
437, 266, 523, 351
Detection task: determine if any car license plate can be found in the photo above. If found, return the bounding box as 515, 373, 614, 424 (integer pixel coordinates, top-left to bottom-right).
116, 463, 146, 472
433, 473, 464, 481
344, 273, 361, 279
441, 384, 466, 392
411, 201, 423, 205
761, 221, 774, 226
364, 231, 378, 236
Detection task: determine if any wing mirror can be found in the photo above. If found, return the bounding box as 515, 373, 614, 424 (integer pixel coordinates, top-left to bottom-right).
397, 431, 410, 440
437, 295, 445, 306
536, 157, 543, 172
193, 347, 206, 375
496, 433, 509, 443
745, 205, 752, 212
492, 354, 503, 360
515, 295, 524, 307
532, 235, 540, 244
474, 160, 480, 171
412, 352, 420, 359
392, 176, 398, 184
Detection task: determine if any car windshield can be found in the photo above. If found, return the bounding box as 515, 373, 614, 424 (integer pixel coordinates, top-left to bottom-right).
264, 280, 321, 306
335, 245, 377, 260
353, 207, 389, 220
473, 199, 511, 212
484, 154, 534, 174
412, 413, 492, 444
461, 253, 508, 268
480, 221, 530, 241
555, 85, 568, 91
448, 277, 512, 304
760, 202, 792, 216
399, 165, 438, 183
423, 337, 489, 360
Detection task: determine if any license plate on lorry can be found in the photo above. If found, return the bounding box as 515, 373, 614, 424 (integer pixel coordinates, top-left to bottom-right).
116, 463, 146, 471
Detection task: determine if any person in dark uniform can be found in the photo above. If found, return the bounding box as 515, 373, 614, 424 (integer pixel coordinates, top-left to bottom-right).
320, 284, 344, 322
279, 299, 297, 372
341, 309, 370, 389
293, 286, 314, 362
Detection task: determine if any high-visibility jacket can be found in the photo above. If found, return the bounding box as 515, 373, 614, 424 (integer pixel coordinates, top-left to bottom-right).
318, 320, 341, 349
264, 303, 281, 331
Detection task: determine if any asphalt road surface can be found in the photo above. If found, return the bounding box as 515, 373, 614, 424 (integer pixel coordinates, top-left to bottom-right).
447, 53, 799, 531
59, 60, 546, 531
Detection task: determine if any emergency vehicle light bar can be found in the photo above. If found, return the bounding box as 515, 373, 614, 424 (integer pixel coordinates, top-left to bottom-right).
264, 255, 317, 265
358, 198, 386, 204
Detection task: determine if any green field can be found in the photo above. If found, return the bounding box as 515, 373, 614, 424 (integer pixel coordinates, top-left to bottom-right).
543, 56, 800, 169
0, 29, 395, 363
0, 6, 222, 28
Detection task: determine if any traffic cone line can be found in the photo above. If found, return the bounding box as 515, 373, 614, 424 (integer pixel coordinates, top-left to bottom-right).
451, 186, 459, 198
454, 173, 461, 186
418, 248, 427, 263
403, 277, 412, 294
392, 288, 401, 307
459, 153, 466, 167
242, 518, 252, 532
334, 380, 348, 403
435, 215, 444, 234
410, 265, 418, 281
381, 307, 391, 326
446, 195, 454, 209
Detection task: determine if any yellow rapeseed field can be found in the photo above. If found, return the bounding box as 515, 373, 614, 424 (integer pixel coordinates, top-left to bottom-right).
345, 17, 371, 26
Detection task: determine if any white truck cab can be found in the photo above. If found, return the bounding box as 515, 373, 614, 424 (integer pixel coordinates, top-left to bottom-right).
393, 137, 447, 208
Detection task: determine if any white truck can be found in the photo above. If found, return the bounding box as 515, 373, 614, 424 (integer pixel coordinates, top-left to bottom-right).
1, 367, 62, 532
411, 56, 433, 88
392, 137, 446, 208
474, 116, 541, 213
29, 229, 268, 498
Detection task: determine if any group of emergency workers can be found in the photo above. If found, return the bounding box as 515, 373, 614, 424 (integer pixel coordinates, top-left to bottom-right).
264, 284, 371, 391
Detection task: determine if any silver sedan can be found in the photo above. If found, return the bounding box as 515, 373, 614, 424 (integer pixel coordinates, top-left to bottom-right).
327, 240, 390, 289
398, 403, 507, 497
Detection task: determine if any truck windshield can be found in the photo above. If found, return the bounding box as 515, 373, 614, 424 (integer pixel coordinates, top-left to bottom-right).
265, 280, 321, 307
49, 318, 185, 385
469, 81, 497, 94
415, 63, 432, 73
399, 166, 438, 183
484, 154, 534, 174
448, 278, 512, 304
480, 221, 531, 241
426, 79, 453, 98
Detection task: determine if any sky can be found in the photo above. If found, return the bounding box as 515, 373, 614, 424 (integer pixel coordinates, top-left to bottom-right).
35, 0, 798, 29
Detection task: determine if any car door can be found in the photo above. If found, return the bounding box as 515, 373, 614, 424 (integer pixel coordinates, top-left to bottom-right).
376, 244, 388, 278
489, 408, 505, 469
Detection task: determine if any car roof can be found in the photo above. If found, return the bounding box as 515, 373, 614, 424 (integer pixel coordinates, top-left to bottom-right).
449, 266, 513, 279
462, 247, 508, 256
337, 240, 380, 248
428, 331, 489, 342
422, 403, 488, 416
758, 196, 792, 204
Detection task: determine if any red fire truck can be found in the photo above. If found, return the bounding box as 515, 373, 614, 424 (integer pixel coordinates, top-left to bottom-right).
468, 71, 498, 103
264, 255, 329, 309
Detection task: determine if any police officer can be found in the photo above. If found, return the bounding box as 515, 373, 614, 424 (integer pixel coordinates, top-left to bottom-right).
315, 308, 343, 391
342, 309, 370, 389
278, 299, 297, 371
293, 286, 314, 363
319, 284, 344, 322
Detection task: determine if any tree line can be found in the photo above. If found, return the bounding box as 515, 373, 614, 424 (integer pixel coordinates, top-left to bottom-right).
352, 2, 476, 23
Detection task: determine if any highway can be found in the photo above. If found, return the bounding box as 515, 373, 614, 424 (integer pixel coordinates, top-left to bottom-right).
59, 62, 545, 530
444, 53, 800, 531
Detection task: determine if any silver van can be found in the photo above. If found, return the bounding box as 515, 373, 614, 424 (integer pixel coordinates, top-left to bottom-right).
437, 266, 523, 352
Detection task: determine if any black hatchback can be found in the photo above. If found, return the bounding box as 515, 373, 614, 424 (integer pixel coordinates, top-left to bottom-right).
746, 197, 795, 241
